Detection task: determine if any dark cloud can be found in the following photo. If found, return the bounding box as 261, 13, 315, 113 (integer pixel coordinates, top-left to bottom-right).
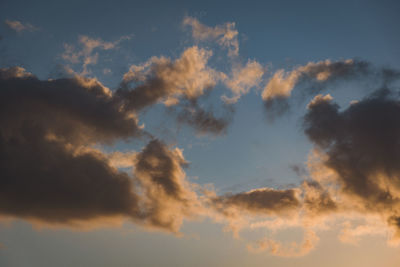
212, 187, 300, 216
263, 96, 290, 122
0, 67, 142, 224
175, 100, 232, 135
0, 67, 203, 232
304, 88, 400, 230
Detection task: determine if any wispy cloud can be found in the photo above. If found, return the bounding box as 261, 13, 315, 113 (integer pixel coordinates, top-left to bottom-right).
183, 16, 239, 57
5, 19, 38, 32
62, 34, 132, 76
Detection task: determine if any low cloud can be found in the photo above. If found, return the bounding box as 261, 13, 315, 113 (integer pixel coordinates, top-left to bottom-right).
0, 67, 202, 232
0, 67, 141, 225
303, 89, 400, 244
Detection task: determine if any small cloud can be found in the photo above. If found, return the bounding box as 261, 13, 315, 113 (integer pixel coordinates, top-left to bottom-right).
61, 34, 132, 76
5, 19, 38, 33
183, 16, 239, 58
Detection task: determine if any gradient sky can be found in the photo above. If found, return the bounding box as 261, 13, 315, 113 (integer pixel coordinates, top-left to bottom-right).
1, 0, 400, 266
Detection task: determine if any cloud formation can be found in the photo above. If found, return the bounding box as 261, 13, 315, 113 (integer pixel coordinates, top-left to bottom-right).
0, 67, 201, 232
5, 19, 38, 32
62, 35, 132, 75
119, 46, 231, 135
134, 139, 201, 232
183, 16, 239, 57
222, 60, 264, 103
261, 59, 381, 118
0, 67, 141, 225
303, 89, 400, 244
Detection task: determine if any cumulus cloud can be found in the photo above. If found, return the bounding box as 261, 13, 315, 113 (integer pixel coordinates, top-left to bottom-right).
134, 139, 202, 233
303, 89, 400, 243
183, 16, 239, 57
119, 46, 231, 135
0, 67, 204, 233
222, 60, 264, 103
120, 46, 220, 107
5, 19, 38, 32
0, 67, 142, 226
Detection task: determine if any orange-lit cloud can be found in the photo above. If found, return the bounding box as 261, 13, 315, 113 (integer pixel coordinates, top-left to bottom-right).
183, 16, 239, 57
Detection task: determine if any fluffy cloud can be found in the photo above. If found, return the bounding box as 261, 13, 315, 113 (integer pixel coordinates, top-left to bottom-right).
0, 67, 141, 226
121, 46, 220, 107
119, 46, 231, 135
303, 89, 400, 244
222, 60, 264, 103
0, 67, 202, 232
134, 139, 202, 233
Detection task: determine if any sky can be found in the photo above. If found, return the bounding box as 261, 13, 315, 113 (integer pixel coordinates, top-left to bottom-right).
1, 0, 400, 266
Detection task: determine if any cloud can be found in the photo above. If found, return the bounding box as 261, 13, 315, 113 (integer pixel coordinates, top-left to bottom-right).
183, 16, 239, 57
121, 46, 220, 107
62, 35, 132, 75
212, 187, 301, 216
134, 139, 202, 233
175, 99, 233, 135
262, 59, 368, 101
183, 17, 265, 103
5, 20, 38, 32
0, 67, 142, 226
261, 59, 380, 118
222, 60, 264, 103
303, 89, 400, 243
247, 230, 319, 257
0, 67, 205, 232
119, 46, 231, 135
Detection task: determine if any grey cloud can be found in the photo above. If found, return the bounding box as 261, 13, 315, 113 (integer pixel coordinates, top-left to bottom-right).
0, 68, 201, 232
262, 59, 400, 118
212, 187, 301, 216
304, 88, 400, 231
0, 67, 142, 224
